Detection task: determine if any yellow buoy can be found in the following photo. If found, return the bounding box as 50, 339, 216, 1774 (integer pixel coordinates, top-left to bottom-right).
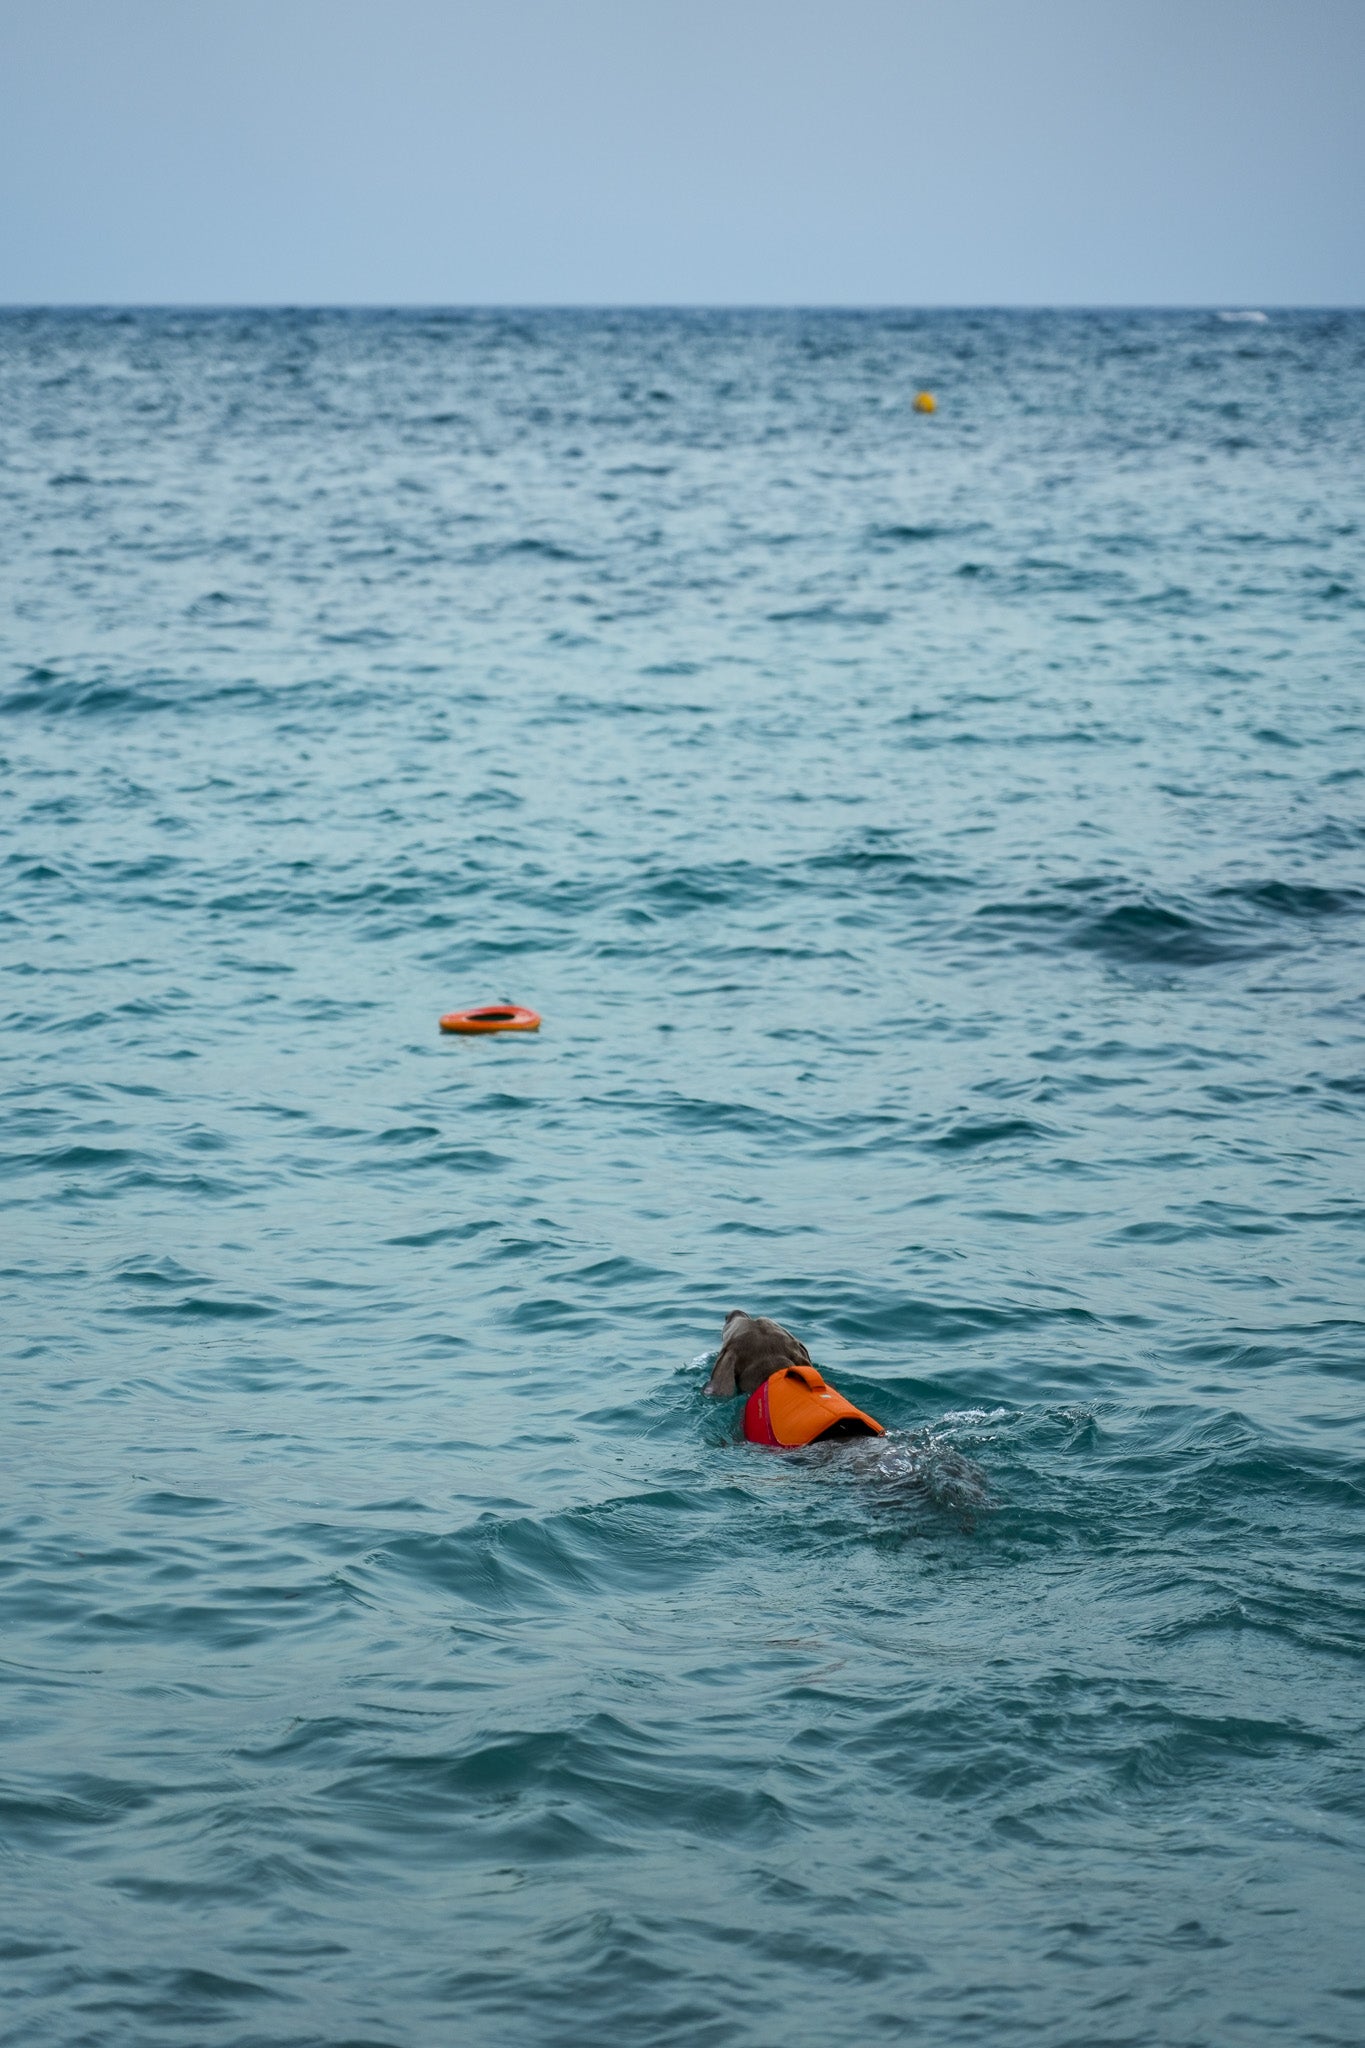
913, 391, 936, 413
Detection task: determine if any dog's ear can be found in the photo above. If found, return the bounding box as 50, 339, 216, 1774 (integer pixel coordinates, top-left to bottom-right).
705, 1347, 738, 1397
705, 1313, 744, 1398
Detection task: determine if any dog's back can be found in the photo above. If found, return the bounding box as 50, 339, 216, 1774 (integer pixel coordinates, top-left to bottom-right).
706, 1309, 812, 1398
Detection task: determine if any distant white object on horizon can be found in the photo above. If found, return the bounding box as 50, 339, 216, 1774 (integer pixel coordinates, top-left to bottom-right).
1218, 310, 1270, 323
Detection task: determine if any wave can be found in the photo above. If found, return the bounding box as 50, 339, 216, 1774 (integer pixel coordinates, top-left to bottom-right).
0, 663, 282, 720
965, 874, 1363, 970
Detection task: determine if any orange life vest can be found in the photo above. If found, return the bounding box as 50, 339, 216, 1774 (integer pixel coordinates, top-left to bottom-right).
743, 1363, 884, 1447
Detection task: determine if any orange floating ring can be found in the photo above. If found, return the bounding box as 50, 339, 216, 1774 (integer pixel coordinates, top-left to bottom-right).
439, 1003, 541, 1035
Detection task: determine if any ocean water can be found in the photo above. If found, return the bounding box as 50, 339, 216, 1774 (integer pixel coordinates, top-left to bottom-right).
2, 306, 1363, 2047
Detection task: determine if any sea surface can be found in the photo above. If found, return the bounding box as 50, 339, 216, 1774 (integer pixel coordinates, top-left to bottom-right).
2, 307, 1364, 2047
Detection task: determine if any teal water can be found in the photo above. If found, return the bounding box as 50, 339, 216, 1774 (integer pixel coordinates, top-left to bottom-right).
2, 308, 1364, 2046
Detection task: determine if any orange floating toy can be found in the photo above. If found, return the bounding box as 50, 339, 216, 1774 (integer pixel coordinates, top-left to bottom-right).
439, 1003, 541, 1035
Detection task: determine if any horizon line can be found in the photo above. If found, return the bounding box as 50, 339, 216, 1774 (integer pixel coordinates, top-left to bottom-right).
3, 299, 1362, 315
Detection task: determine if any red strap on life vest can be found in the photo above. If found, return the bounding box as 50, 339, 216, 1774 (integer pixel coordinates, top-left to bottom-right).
743, 1376, 780, 1445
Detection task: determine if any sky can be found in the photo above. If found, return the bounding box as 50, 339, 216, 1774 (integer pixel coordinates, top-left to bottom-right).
1, 0, 1362, 306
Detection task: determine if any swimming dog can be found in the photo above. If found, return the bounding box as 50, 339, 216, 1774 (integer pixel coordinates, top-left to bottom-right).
706, 1309, 884, 1446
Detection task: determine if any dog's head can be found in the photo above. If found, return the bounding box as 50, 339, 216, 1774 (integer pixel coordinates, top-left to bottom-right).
705, 1309, 813, 1398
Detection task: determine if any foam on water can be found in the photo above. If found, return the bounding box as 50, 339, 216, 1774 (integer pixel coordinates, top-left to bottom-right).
2, 308, 1364, 2047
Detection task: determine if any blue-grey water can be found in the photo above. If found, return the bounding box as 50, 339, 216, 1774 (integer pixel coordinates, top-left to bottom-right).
2, 307, 1364, 2047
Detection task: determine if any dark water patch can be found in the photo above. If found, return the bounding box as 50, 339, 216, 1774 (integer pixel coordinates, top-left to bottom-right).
375, 1489, 743, 1620
6, 1141, 141, 1174
0, 1774, 158, 1849
503, 1294, 611, 1334
971, 882, 1289, 968
1302, 821, 1365, 855
923, 1114, 1056, 1152
2, 667, 170, 719
629, 860, 775, 915
114, 1254, 212, 1289
0, 663, 285, 721
1173, 1325, 1365, 1389
1109, 1203, 1287, 1244
810, 1287, 1104, 1349
805, 838, 965, 894
1076, 897, 1257, 967
133, 1488, 232, 1516
466, 536, 587, 565
385, 1219, 502, 1248
709, 1216, 816, 1239
1213, 879, 1365, 921
766, 603, 891, 627
865, 520, 985, 547
122, 1290, 279, 1321
554, 1253, 673, 1295
372, 1141, 510, 1176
